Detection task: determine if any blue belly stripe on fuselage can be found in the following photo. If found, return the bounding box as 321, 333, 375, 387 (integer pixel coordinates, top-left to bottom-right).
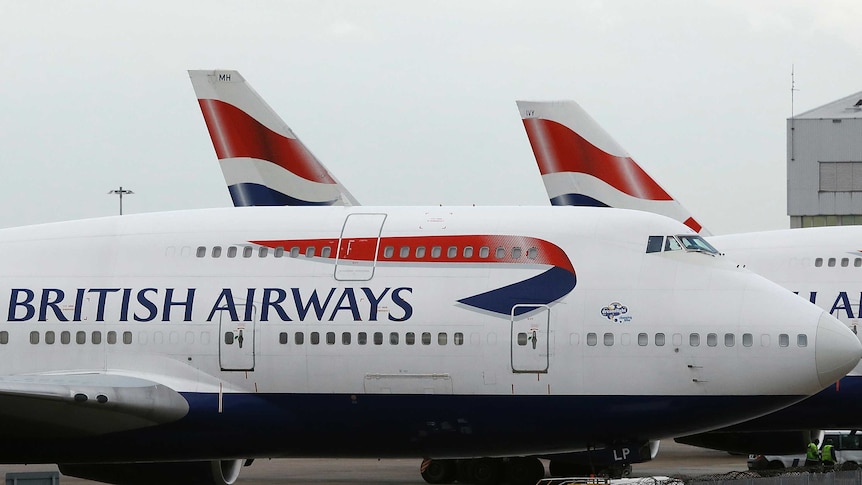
0, 393, 808, 464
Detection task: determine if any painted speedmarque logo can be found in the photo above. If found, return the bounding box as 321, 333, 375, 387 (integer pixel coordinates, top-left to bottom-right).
601, 301, 631, 323
254, 234, 577, 317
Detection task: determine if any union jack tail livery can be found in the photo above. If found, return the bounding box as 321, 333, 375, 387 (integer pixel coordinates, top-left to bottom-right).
189, 70, 359, 207
517, 100, 708, 235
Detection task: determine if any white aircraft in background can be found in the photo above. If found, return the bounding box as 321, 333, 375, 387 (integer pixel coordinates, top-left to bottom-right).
0, 203, 856, 485
517, 99, 862, 454
190, 69, 358, 207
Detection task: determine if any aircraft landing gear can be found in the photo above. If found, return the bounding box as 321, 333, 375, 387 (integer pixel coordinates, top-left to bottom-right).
420, 457, 543, 485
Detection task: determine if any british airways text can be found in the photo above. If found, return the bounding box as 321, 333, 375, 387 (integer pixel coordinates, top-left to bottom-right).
5, 287, 413, 323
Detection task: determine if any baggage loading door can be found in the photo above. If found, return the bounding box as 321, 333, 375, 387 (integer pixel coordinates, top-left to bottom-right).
335, 213, 387, 281
511, 304, 550, 373
219, 304, 256, 371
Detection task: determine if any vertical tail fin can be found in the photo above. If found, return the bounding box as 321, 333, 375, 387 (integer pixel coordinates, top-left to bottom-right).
517, 100, 707, 235
189, 70, 359, 206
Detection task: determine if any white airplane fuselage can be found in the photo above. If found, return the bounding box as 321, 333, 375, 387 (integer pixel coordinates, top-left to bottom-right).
0, 205, 855, 464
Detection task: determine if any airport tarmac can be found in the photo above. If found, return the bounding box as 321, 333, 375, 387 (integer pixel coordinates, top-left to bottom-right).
0, 441, 750, 484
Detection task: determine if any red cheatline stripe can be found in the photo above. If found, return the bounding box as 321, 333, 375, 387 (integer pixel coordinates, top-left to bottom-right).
251, 234, 574, 274
523, 118, 672, 201
197, 98, 336, 184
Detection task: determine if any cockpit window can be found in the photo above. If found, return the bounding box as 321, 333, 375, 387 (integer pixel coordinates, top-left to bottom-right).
664, 236, 682, 252
646, 236, 663, 253
677, 235, 719, 255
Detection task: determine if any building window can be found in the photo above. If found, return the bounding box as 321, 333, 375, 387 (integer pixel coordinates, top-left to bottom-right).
819, 162, 862, 192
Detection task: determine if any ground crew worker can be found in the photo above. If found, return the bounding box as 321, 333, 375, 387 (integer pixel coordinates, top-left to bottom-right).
806, 438, 821, 468
822, 439, 837, 471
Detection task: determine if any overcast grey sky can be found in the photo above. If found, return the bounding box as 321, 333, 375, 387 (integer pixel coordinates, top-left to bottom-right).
2, 1, 861, 235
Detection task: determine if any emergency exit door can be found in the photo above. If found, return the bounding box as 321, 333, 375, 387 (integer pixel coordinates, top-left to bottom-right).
511, 304, 550, 373
219, 304, 255, 371
335, 213, 387, 281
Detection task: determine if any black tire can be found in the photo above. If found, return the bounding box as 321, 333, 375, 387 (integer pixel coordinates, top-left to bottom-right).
505, 457, 544, 485
841, 461, 859, 471
421, 459, 456, 484
472, 458, 504, 485
768, 460, 785, 470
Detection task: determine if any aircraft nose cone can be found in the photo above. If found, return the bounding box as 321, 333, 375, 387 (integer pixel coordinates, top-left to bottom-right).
816, 312, 862, 388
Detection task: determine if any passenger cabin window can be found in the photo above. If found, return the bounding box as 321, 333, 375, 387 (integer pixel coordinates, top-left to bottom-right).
326, 332, 335, 345
798, 334, 808, 347
431, 246, 441, 258
646, 236, 663, 253
45, 331, 55, 344
586, 333, 597, 346
400, 246, 410, 258
495, 247, 506, 259
373, 332, 383, 345
724, 333, 735, 347
655, 333, 665, 346
311, 332, 320, 345
742, 333, 753, 347
479, 247, 490, 258
637, 333, 648, 346
295, 333, 304, 345
279, 332, 288, 344
707, 333, 717, 347
275, 247, 285, 258
438, 333, 448, 345
383, 246, 394, 258
227, 246, 237, 258
689, 333, 700, 346
815, 258, 824, 267
196, 246, 206, 257
342, 332, 351, 345
463, 246, 474, 258
358, 332, 367, 345
779, 333, 790, 347
527, 247, 538, 259
422, 332, 431, 345
604, 333, 614, 346
828, 258, 836, 267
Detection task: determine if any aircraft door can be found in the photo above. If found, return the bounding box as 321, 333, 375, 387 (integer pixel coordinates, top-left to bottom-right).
219, 304, 256, 371
335, 213, 387, 281
511, 304, 550, 373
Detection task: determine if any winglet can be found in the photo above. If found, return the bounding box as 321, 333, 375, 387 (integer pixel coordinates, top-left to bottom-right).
517, 100, 707, 235
189, 70, 359, 206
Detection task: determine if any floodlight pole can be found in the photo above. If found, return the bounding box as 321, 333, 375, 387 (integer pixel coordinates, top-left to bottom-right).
108, 186, 134, 215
